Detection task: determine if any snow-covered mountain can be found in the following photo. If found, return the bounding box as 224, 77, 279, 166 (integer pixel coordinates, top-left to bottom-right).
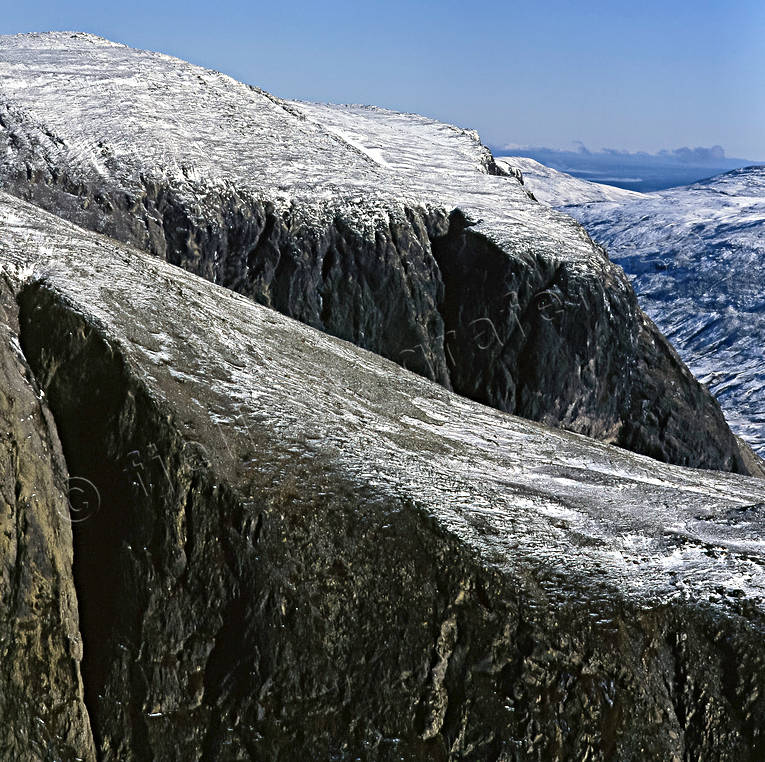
0, 32, 755, 473
504, 158, 765, 456
0, 32, 555, 248
2, 30, 765, 762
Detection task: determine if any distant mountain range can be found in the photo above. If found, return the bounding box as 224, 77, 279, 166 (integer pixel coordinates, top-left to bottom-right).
493, 144, 763, 192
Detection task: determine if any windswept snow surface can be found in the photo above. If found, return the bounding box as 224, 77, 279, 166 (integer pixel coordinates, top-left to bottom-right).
495, 157, 644, 207
3, 188, 765, 615
500, 157, 765, 456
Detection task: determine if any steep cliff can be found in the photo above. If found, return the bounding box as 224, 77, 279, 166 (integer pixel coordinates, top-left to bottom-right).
3, 191, 765, 760
0, 275, 94, 760
0, 32, 754, 474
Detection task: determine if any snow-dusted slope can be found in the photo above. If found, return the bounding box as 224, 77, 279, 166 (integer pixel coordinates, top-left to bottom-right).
494, 156, 644, 206
5, 186, 765, 605
3, 187, 765, 758
499, 156, 765, 456
566, 168, 765, 455
0, 32, 577, 256
0, 31, 756, 474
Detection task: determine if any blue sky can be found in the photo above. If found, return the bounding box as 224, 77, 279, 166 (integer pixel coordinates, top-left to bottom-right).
2, 0, 764, 158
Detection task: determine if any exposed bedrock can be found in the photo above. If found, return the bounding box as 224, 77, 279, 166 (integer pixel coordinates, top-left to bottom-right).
4, 155, 451, 385
14, 279, 765, 762
1, 157, 753, 475
3, 191, 765, 758
0, 279, 95, 760
430, 210, 750, 472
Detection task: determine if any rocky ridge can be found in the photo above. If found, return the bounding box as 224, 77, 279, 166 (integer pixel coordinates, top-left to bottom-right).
2, 189, 765, 759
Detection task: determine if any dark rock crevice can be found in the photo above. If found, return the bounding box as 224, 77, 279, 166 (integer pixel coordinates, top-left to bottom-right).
15, 282, 261, 759
0, 278, 95, 761
18, 284, 157, 759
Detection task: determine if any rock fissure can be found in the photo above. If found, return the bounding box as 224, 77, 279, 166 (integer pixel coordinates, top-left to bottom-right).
0, 278, 96, 760
15, 282, 265, 759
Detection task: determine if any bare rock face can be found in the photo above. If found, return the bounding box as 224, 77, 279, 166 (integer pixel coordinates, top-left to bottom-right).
429, 210, 750, 470
0, 32, 755, 474
3, 192, 765, 760
0, 278, 95, 760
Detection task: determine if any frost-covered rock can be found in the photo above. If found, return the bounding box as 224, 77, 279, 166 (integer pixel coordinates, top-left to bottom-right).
3, 189, 765, 760
0, 31, 754, 473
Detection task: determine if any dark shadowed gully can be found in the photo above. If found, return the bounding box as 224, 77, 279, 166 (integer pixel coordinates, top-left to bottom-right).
0, 278, 94, 761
